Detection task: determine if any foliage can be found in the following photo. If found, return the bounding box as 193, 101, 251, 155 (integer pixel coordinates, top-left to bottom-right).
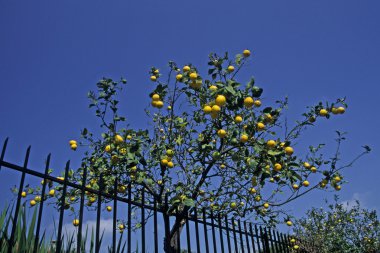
16, 49, 370, 251
291, 196, 380, 253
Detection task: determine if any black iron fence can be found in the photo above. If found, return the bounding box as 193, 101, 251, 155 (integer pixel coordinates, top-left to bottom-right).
0, 138, 306, 253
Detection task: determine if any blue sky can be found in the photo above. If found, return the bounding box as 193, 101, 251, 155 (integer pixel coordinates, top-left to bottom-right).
1, 0, 379, 244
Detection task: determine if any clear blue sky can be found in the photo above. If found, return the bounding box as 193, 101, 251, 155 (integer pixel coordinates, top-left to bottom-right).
1, 0, 379, 239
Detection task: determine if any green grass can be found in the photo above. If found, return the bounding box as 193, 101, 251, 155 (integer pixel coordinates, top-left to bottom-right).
0, 203, 127, 253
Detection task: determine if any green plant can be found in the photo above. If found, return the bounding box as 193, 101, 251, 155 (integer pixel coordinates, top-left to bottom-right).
292, 196, 380, 253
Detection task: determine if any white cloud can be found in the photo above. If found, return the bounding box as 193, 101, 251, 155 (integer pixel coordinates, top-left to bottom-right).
341, 192, 367, 210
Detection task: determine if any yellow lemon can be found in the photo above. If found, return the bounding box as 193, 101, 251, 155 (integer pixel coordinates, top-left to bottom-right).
244, 97, 254, 108
257, 122, 265, 131
254, 100, 261, 107
267, 140, 276, 148
209, 85, 217, 91
183, 65, 190, 72
234, 115, 243, 123
337, 107, 345, 114
150, 76, 157, 82
227, 65, 235, 72
211, 105, 221, 113
274, 163, 282, 171
302, 180, 310, 187
152, 94, 160, 101
284, 146, 294, 156
176, 74, 183, 81
319, 109, 328, 116
203, 105, 212, 114
106, 206, 112, 212
217, 129, 227, 138
240, 134, 249, 143
73, 219, 80, 227
189, 72, 198, 80
243, 49, 251, 57
115, 135, 124, 144
215, 95, 227, 106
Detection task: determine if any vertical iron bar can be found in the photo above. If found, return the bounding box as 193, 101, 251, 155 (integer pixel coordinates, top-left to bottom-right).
260, 226, 270, 253
77, 165, 87, 253
33, 153, 51, 253
194, 208, 201, 253
285, 234, 291, 253
202, 207, 210, 253
238, 220, 245, 253
232, 218, 239, 253
217, 214, 225, 253
210, 210, 217, 253
154, 197, 158, 253
141, 188, 145, 253
176, 216, 181, 252
127, 183, 132, 253
268, 228, 275, 252
95, 175, 103, 253
224, 215, 232, 253
254, 225, 261, 253
56, 160, 70, 253
186, 216, 191, 253
276, 232, 283, 253
244, 221, 251, 253
112, 178, 118, 253
249, 223, 257, 253
0, 137, 9, 171
8, 146, 30, 253
163, 194, 170, 253
273, 230, 280, 253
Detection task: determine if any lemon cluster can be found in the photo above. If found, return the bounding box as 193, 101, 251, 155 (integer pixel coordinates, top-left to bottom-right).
151, 94, 164, 108
69, 140, 77, 150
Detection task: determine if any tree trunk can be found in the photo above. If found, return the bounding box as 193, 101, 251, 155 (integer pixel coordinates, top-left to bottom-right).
163, 215, 186, 253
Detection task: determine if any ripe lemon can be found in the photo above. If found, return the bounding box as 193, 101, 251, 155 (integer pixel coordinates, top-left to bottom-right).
284, 146, 294, 156
335, 185, 341, 191
70, 144, 77, 151
30, 200, 36, 206
106, 206, 112, 212
167, 161, 174, 168
290, 238, 296, 243
257, 122, 265, 131
319, 109, 328, 116
263, 203, 269, 209
203, 105, 212, 114
73, 219, 80, 226
119, 148, 127, 155
337, 107, 345, 114
105, 145, 112, 153
150, 76, 157, 82
89, 197, 96, 203
69, 140, 77, 145
176, 74, 183, 81
254, 100, 261, 107
302, 180, 310, 187
227, 65, 235, 72
286, 220, 293, 226
332, 107, 338, 114
230, 202, 237, 209
334, 176, 341, 182
215, 95, 226, 106
310, 166, 317, 173
152, 94, 160, 101
209, 85, 217, 91
303, 162, 311, 168
155, 101, 164, 108
292, 184, 299, 190
161, 159, 168, 166
249, 188, 256, 194
211, 105, 221, 113
21, 191, 27, 198
157, 180, 163, 185
234, 115, 243, 123
115, 135, 124, 144
189, 72, 198, 80
294, 245, 299, 250
240, 134, 249, 143
274, 163, 282, 171
35, 196, 41, 202
127, 135, 132, 140
243, 49, 251, 57
267, 140, 276, 148
217, 129, 227, 138
244, 97, 254, 108
183, 65, 190, 72
255, 195, 261, 202
49, 189, 55, 197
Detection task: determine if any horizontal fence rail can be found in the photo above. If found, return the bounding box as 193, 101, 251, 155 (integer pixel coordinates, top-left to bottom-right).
0, 138, 304, 253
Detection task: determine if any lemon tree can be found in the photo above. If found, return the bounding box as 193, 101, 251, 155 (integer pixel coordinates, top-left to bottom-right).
19, 50, 370, 252
291, 196, 380, 253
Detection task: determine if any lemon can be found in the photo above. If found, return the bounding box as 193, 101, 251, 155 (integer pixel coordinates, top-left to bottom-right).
217, 129, 227, 138
227, 65, 235, 72
203, 105, 212, 114
267, 140, 276, 148
176, 74, 183, 81
150, 76, 157, 82
106, 206, 112, 212
254, 100, 261, 107
21, 191, 27, 198
243, 49, 251, 57
211, 105, 221, 113
152, 94, 160, 101
240, 134, 249, 143
302, 181, 310, 187
284, 146, 294, 156
73, 219, 80, 227
30, 200, 36, 206
274, 163, 282, 171
234, 115, 243, 123
115, 135, 124, 144
215, 95, 226, 106
49, 189, 55, 197
244, 97, 254, 108
209, 85, 217, 91
257, 122, 265, 131
183, 66, 190, 72
319, 109, 328, 116
189, 72, 198, 80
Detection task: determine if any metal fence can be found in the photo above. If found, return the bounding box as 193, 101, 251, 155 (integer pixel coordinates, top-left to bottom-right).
0, 138, 304, 253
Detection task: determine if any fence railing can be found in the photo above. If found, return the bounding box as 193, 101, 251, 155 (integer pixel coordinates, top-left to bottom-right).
0, 138, 303, 253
